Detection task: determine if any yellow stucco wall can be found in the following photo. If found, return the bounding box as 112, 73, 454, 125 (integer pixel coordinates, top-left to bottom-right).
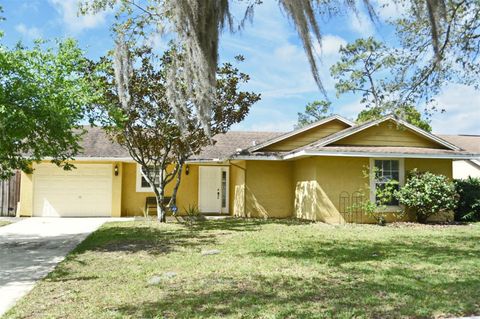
18, 161, 122, 217
120, 162, 199, 216
242, 160, 293, 218
405, 158, 452, 178
18, 171, 33, 217
261, 120, 350, 152
333, 120, 445, 148
293, 156, 453, 224
293, 156, 369, 223
17, 156, 454, 222
230, 160, 246, 217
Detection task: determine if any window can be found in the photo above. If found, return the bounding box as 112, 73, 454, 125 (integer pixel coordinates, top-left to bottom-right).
221, 170, 227, 208
136, 164, 161, 192
370, 159, 404, 207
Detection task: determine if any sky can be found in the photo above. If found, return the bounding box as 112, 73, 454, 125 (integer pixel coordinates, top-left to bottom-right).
1, 0, 479, 135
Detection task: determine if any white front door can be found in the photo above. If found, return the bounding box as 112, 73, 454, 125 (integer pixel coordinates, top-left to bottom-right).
198, 166, 229, 214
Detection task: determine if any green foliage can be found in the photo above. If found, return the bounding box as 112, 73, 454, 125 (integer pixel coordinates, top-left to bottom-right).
0, 38, 100, 179
357, 105, 432, 131
395, 170, 457, 223
8, 219, 480, 318
93, 44, 259, 221
330, 37, 432, 130
454, 177, 480, 222
350, 167, 400, 225
296, 100, 332, 128
394, 1, 480, 101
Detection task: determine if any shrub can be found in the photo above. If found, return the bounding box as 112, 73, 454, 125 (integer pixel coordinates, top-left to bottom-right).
395, 170, 457, 223
454, 177, 480, 221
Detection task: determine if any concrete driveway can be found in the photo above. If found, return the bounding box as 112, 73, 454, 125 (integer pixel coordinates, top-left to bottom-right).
0, 218, 120, 316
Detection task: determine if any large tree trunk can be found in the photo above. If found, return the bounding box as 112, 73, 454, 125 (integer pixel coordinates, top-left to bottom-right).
153, 187, 167, 223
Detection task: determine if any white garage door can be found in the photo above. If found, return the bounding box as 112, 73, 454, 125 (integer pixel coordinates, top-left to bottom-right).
33, 163, 113, 217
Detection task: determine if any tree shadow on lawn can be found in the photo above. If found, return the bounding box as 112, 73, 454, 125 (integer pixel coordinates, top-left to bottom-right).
187, 217, 314, 232
111, 273, 480, 318
249, 235, 480, 266
72, 218, 313, 256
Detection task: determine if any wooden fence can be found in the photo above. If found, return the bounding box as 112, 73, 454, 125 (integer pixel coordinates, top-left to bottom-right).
0, 171, 21, 217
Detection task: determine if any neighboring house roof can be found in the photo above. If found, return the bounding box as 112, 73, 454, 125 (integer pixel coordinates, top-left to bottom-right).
248, 115, 354, 152
437, 135, 480, 153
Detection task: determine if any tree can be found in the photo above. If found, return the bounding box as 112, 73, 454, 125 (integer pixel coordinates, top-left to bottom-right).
393, 0, 480, 105
0, 36, 100, 179
331, 37, 402, 110
94, 45, 259, 222
81, 0, 460, 137
81, 0, 474, 138
357, 106, 432, 131
330, 37, 432, 130
296, 100, 332, 128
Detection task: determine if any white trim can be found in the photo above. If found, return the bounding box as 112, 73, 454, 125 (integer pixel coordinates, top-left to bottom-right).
228, 155, 283, 161
221, 167, 230, 214
312, 115, 460, 151
41, 157, 135, 162
369, 158, 405, 206
283, 150, 478, 160
249, 115, 354, 152
135, 164, 165, 193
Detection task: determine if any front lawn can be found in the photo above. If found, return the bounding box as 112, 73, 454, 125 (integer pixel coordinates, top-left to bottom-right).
4, 220, 480, 318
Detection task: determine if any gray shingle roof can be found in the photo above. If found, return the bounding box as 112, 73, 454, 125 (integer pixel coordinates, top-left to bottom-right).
78, 127, 129, 158
76, 127, 283, 160
75, 126, 479, 161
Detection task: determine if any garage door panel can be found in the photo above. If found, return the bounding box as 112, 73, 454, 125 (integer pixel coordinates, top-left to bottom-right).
33, 164, 113, 217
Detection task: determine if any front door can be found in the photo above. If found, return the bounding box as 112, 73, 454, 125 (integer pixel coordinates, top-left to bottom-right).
198, 166, 229, 214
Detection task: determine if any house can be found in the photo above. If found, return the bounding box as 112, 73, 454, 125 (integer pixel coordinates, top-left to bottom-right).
437, 135, 480, 179
17, 115, 478, 223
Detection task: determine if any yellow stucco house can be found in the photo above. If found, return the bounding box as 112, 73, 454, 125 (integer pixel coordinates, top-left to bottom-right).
17, 115, 478, 223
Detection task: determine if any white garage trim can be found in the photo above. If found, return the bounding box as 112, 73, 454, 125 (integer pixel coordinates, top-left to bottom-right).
33, 163, 113, 217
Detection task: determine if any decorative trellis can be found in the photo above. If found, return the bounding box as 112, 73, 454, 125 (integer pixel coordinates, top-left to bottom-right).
338, 191, 365, 224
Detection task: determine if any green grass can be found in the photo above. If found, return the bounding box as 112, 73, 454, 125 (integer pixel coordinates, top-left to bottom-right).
4, 220, 480, 319
0, 221, 12, 227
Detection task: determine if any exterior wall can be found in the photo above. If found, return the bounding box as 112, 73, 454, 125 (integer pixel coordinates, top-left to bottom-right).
230, 160, 246, 217
451, 160, 480, 179
241, 161, 293, 218
120, 162, 199, 216
18, 161, 122, 217
333, 120, 444, 148
293, 156, 369, 223
405, 158, 452, 178
18, 171, 33, 217
293, 157, 454, 224
17, 156, 455, 222
262, 120, 350, 152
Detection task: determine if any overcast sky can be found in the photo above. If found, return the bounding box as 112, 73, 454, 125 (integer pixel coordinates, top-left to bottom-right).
1, 0, 479, 134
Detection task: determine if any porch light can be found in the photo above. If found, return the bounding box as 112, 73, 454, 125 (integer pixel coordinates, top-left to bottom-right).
185, 165, 190, 176
114, 164, 119, 176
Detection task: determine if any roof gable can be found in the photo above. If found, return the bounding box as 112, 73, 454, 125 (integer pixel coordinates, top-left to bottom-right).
251, 115, 354, 152
310, 115, 459, 150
